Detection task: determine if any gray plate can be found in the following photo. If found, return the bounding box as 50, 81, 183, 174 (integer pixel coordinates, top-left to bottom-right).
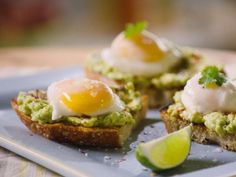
0, 66, 236, 177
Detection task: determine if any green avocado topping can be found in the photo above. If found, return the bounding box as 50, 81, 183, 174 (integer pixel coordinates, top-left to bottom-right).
168, 91, 236, 136
17, 92, 52, 124
17, 86, 140, 127
198, 66, 226, 89
124, 21, 148, 38
86, 51, 201, 91
204, 112, 236, 136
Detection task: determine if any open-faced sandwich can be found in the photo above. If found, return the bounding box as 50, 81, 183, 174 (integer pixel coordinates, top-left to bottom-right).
11, 78, 148, 147
161, 66, 236, 151
86, 21, 204, 108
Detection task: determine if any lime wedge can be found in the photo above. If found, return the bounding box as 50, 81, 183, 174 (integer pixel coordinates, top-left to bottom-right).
136, 125, 192, 171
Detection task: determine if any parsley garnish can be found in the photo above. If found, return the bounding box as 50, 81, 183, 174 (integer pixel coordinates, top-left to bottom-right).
198, 66, 226, 88
124, 21, 148, 38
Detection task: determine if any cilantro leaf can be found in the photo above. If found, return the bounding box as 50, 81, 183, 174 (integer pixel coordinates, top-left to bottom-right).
124, 21, 148, 38
198, 66, 226, 88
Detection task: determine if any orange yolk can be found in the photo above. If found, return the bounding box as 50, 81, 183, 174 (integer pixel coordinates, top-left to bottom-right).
130, 35, 166, 62
61, 83, 113, 115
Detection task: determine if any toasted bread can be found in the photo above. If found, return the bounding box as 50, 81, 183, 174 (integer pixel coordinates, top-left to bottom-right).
11, 96, 148, 148
160, 107, 236, 151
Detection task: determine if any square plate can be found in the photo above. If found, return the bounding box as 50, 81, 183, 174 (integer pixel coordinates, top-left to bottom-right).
1, 66, 236, 177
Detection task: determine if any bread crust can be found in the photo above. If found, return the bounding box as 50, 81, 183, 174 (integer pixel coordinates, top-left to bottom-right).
11, 96, 148, 148
160, 107, 236, 151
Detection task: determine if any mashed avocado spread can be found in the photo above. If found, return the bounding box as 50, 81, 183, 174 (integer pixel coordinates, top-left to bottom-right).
168, 92, 236, 135
17, 87, 140, 127
86, 51, 201, 90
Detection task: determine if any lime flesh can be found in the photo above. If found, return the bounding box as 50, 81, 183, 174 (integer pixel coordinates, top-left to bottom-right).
136, 125, 192, 171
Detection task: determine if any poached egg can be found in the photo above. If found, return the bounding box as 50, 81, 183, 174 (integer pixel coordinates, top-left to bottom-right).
47, 78, 124, 120
102, 30, 181, 76
181, 74, 236, 113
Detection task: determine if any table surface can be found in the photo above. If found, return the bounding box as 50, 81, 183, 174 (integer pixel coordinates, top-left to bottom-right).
0, 47, 236, 177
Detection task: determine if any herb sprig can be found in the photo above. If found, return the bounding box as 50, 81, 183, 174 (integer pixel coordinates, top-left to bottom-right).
198, 66, 226, 89
124, 21, 148, 38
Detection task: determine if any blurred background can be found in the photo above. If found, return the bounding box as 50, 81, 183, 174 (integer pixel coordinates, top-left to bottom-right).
0, 0, 236, 50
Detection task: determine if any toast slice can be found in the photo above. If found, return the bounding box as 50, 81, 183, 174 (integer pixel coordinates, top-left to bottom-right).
160, 107, 236, 151
11, 96, 148, 148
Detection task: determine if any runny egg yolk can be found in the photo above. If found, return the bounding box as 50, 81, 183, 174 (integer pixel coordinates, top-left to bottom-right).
111, 32, 167, 62
61, 82, 113, 115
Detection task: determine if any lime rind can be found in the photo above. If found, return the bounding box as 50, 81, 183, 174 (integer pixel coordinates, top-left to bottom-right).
135, 125, 192, 171
136, 145, 161, 171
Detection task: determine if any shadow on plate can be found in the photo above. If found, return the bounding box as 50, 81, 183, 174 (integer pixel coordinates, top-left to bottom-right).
136, 159, 224, 177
